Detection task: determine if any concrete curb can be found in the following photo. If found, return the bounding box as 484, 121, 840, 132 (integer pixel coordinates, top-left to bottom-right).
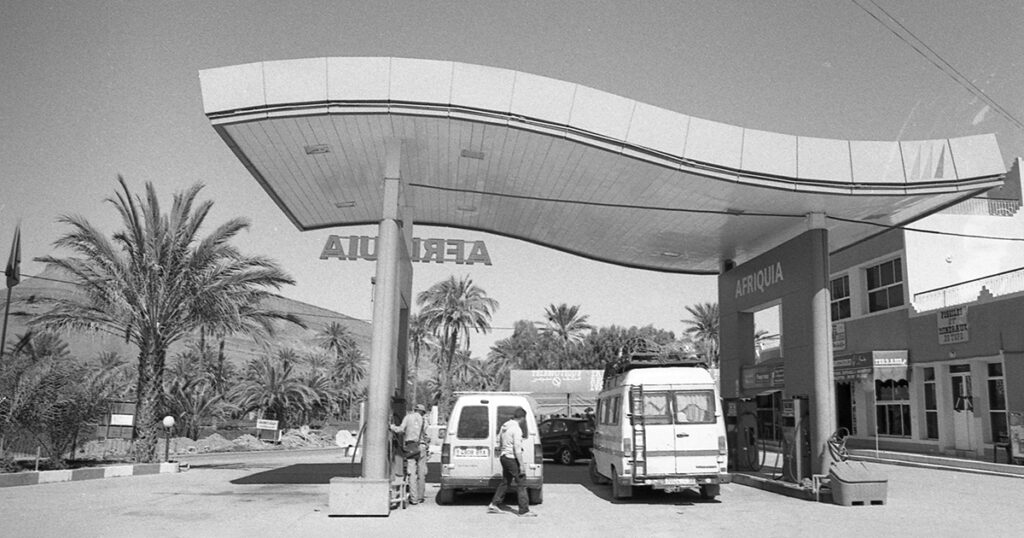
848, 449, 1024, 479
0, 462, 179, 488
731, 472, 829, 503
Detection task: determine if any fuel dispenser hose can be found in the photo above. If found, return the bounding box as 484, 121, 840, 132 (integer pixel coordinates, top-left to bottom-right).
737, 411, 765, 472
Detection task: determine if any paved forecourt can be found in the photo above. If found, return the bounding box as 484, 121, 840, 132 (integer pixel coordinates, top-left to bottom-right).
2, 448, 1023, 537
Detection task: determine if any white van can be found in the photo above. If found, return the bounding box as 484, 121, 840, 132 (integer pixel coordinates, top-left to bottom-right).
438, 392, 544, 505
589, 354, 730, 499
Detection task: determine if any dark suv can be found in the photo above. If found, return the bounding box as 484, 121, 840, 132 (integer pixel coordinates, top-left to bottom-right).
538, 417, 594, 465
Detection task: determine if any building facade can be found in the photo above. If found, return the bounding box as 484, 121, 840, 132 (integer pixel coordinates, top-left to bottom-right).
829, 159, 1024, 460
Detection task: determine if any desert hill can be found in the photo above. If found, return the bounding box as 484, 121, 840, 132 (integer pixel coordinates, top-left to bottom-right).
1, 265, 372, 367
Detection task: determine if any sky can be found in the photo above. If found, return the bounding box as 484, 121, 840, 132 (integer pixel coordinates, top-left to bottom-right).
2, 1, 1023, 358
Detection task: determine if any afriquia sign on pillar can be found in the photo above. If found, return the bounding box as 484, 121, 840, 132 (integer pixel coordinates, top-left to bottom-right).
320, 235, 491, 265
937, 305, 968, 345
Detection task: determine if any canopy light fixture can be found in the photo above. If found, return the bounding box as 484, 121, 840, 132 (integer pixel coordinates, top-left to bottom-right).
456, 205, 478, 212
724, 208, 745, 215
335, 201, 356, 208
305, 144, 331, 155
460, 149, 485, 160
660, 251, 681, 258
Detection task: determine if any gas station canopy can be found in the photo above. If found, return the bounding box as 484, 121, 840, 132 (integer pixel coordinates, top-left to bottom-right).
199, 57, 1006, 273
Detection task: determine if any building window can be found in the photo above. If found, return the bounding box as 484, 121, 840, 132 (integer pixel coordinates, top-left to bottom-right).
830, 275, 851, 321
923, 367, 938, 440
866, 258, 904, 313
876, 379, 911, 436
988, 363, 1008, 443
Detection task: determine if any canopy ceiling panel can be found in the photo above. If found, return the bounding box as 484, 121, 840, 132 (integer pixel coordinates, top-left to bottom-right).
200, 57, 1007, 273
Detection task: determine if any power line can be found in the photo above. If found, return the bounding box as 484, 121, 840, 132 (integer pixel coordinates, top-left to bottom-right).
827, 214, 1024, 241
851, 0, 1024, 132
411, 182, 1024, 242
409, 182, 806, 219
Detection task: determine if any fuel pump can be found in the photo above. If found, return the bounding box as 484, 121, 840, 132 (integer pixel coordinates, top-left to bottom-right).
780, 396, 810, 482
725, 398, 759, 471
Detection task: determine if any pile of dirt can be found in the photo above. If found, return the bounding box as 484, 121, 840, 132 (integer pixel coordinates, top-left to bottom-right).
231, 434, 268, 451
279, 427, 331, 449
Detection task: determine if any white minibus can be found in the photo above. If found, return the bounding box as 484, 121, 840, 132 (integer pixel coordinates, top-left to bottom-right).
590, 354, 730, 499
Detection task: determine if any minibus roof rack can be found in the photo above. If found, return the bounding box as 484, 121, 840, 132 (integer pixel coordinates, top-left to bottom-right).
603, 352, 708, 381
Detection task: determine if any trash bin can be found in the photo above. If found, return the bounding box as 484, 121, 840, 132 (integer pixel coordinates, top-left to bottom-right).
828, 460, 887, 506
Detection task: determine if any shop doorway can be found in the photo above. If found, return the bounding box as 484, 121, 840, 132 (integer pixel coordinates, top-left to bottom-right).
836, 382, 854, 435
950, 366, 975, 451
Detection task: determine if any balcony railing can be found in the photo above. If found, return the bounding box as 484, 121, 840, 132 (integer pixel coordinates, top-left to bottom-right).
913, 266, 1024, 312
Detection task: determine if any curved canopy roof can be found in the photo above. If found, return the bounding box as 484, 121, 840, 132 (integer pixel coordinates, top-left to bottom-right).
199, 57, 1006, 273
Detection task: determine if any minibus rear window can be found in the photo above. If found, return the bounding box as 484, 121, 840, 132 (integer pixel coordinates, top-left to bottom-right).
674, 391, 716, 424
456, 405, 489, 439
642, 392, 673, 425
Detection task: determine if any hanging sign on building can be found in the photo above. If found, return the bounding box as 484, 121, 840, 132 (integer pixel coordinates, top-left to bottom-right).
832, 322, 846, 351
741, 360, 785, 391
320, 235, 492, 265
834, 352, 872, 381
937, 305, 969, 345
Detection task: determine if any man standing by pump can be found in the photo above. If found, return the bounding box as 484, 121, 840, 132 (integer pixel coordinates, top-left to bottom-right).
391, 403, 429, 504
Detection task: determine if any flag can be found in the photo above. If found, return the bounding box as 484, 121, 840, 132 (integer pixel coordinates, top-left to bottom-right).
5, 225, 20, 288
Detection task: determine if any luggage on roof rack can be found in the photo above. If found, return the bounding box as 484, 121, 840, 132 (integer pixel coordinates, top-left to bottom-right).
602, 352, 708, 386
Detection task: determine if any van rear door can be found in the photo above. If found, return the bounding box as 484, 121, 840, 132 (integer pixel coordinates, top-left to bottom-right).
637, 390, 677, 476
451, 404, 495, 478
672, 390, 720, 474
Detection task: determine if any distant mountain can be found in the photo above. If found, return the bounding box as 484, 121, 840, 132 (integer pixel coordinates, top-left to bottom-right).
1, 265, 372, 367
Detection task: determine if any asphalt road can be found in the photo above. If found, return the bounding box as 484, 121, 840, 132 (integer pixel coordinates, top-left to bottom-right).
2, 448, 1023, 537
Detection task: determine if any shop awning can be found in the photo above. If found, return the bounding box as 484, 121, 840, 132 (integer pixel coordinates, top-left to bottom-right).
873, 350, 909, 382
834, 350, 908, 383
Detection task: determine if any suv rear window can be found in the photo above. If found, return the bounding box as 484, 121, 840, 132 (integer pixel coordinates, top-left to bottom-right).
456, 405, 489, 439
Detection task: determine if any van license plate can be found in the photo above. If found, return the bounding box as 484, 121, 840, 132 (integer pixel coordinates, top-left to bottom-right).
654, 478, 695, 486
454, 447, 489, 458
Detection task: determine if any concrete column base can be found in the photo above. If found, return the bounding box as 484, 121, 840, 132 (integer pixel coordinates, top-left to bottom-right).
328, 477, 390, 516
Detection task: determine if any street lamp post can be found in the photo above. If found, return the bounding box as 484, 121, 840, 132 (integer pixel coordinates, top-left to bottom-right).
162, 416, 175, 462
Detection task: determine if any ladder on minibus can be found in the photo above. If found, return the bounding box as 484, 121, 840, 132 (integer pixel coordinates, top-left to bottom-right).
629, 385, 646, 479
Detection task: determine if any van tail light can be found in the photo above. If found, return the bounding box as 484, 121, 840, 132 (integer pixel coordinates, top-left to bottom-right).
441, 443, 450, 465
534, 443, 542, 464
718, 435, 727, 455
623, 437, 632, 453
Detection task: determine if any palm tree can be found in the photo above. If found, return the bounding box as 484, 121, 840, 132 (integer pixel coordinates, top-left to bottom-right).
303, 348, 333, 374
163, 375, 233, 440
449, 349, 488, 391
416, 275, 498, 417
230, 355, 317, 429
275, 347, 301, 368
682, 302, 720, 367
300, 370, 336, 425
333, 347, 368, 421
31, 177, 303, 462
539, 303, 593, 365
406, 312, 436, 407
539, 303, 593, 346
316, 322, 356, 359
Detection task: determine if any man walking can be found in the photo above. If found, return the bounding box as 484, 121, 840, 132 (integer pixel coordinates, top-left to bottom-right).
391, 403, 429, 504
487, 408, 536, 517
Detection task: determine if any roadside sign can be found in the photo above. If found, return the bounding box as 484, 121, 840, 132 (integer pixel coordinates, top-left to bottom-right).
256, 419, 279, 431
